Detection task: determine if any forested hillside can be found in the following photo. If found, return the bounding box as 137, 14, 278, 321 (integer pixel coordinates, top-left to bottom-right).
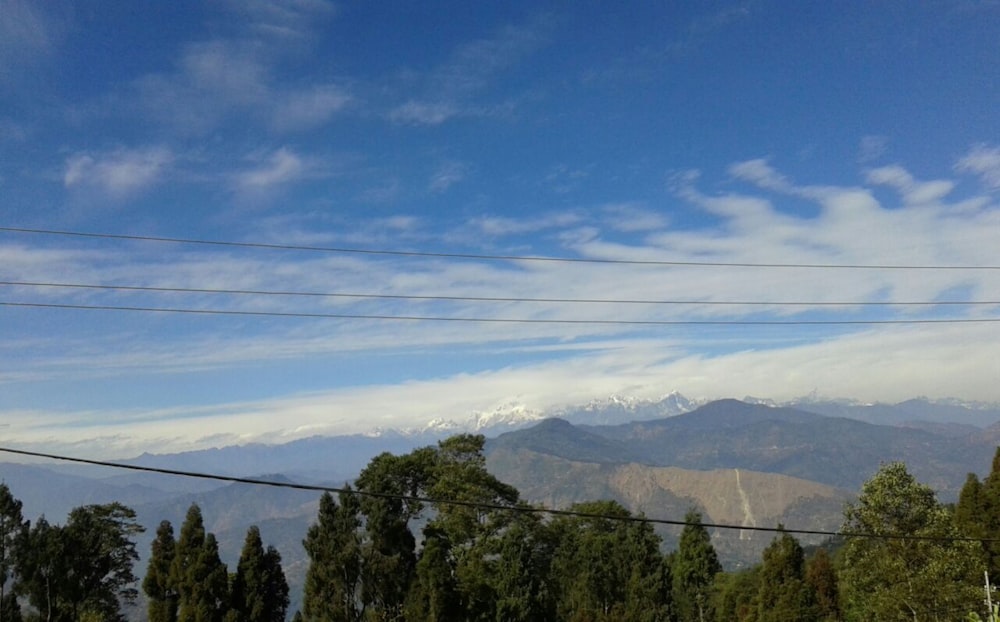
1, 435, 1000, 621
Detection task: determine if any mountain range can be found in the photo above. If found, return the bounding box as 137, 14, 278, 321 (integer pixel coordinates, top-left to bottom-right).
2, 394, 1000, 612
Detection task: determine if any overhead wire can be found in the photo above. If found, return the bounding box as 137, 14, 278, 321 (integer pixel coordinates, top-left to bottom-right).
0, 445, 993, 544
3, 225, 1000, 270
2, 300, 999, 325
2, 280, 998, 307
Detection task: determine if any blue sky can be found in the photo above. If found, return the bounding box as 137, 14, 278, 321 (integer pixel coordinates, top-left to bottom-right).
1, 0, 999, 457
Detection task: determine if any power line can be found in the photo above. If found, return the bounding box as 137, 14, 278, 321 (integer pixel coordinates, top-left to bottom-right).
0, 445, 992, 544
3, 300, 999, 325
2, 225, 999, 270
2, 280, 997, 308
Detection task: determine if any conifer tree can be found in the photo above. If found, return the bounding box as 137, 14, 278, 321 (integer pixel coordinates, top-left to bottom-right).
403, 528, 458, 622
172, 504, 207, 620
753, 529, 815, 622
173, 505, 230, 622
185, 533, 230, 622
549, 500, 671, 622
302, 489, 363, 621
145, 520, 179, 622
231, 526, 289, 622
671, 510, 721, 622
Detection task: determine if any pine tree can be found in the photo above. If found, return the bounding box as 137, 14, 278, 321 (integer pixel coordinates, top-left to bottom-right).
302, 489, 363, 621
172, 505, 230, 622
753, 529, 815, 622
172, 504, 207, 621
145, 520, 179, 622
549, 500, 671, 622
671, 510, 721, 622
186, 533, 230, 622
231, 526, 288, 622
975, 448, 1000, 577
403, 528, 458, 622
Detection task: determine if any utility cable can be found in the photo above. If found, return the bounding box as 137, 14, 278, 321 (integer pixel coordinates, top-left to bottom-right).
2, 226, 999, 270
2, 280, 997, 307
0, 445, 995, 544
3, 300, 999, 325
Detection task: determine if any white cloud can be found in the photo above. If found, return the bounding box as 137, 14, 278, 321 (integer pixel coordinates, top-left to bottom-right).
386, 17, 549, 125
858, 135, 888, 163
429, 161, 467, 192
601, 203, 669, 233
235, 147, 306, 190
956, 144, 1000, 190
8, 157, 1000, 454
63, 147, 172, 199
272, 84, 351, 131
0, 0, 59, 83
470, 212, 581, 236
866, 165, 955, 204
389, 101, 458, 125
728, 158, 793, 192
128, 1, 345, 135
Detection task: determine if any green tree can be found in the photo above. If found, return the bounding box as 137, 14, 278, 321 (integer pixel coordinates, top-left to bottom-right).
0, 484, 26, 622
15, 516, 64, 621
145, 520, 179, 622
302, 488, 363, 621
16, 504, 143, 622
355, 450, 432, 620
172, 505, 230, 622
489, 512, 555, 622
753, 529, 815, 622
672, 510, 721, 622
231, 526, 289, 622
549, 500, 671, 622
403, 527, 459, 622
804, 547, 840, 622
711, 567, 759, 622
958, 449, 1000, 578
839, 461, 983, 621
172, 504, 207, 621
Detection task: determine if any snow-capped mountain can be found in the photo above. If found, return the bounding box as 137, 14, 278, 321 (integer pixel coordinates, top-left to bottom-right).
409, 392, 700, 436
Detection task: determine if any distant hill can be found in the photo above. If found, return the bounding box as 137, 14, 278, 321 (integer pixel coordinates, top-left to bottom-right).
485, 446, 848, 567
533, 399, 996, 495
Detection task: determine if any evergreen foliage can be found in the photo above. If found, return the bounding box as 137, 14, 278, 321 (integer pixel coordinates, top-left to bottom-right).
957, 447, 1000, 578
548, 500, 672, 622
302, 489, 363, 622
145, 520, 179, 622
15, 504, 143, 622
231, 526, 290, 622
672, 510, 721, 622
752, 529, 816, 622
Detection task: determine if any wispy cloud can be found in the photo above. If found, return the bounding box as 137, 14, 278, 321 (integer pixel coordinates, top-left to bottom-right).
389, 101, 458, 126
956, 144, 1000, 190
866, 165, 955, 204
272, 84, 352, 131
6, 156, 1000, 453
128, 1, 346, 135
0, 0, 61, 83
233, 147, 307, 195
428, 161, 467, 192
387, 17, 550, 125
63, 147, 173, 200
